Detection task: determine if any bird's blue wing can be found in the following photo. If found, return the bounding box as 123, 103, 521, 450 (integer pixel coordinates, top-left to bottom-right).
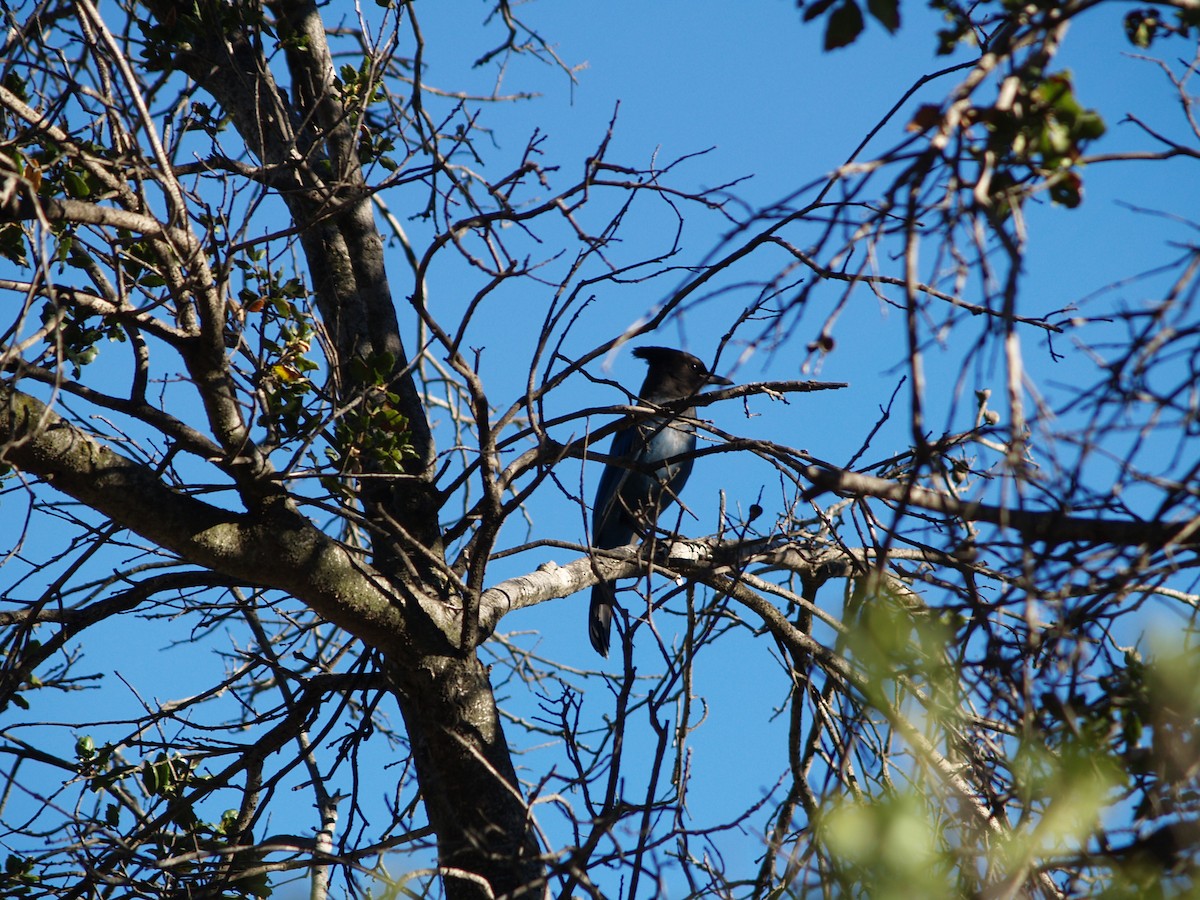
589, 423, 641, 657
588, 412, 699, 657
592, 416, 699, 548
592, 421, 640, 550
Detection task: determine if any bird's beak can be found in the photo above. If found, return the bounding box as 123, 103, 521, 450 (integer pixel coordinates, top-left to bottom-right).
708, 373, 734, 387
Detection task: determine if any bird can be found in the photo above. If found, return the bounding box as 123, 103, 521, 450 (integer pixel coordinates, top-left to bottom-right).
588, 346, 732, 656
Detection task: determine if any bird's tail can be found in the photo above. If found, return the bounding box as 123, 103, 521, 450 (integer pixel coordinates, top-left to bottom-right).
589, 584, 614, 657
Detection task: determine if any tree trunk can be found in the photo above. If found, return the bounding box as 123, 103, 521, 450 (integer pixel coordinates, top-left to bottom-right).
389, 653, 543, 899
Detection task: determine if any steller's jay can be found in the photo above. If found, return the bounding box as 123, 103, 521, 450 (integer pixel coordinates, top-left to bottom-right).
588, 346, 732, 656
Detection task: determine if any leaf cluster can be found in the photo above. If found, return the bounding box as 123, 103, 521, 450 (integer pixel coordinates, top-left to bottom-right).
798, 0, 901, 50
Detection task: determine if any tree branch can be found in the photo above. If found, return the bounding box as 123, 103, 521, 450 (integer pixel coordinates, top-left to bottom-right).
0, 381, 439, 653
804, 464, 1200, 548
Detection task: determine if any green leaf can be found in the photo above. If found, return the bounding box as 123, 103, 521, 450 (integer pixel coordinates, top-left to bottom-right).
217, 808, 239, 836
867, 0, 900, 32
1124, 10, 1157, 48
0, 222, 27, 266
141, 753, 174, 796
935, 24, 968, 55
1038, 118, 1073, 162
1049, 171, 1083, 208
2, 72, 28, 104
1073, 110, 1106, 141
75, 735, 96, 760
803, 0, 838, 22
1035, 73, 1083, 118
825, 0, 865, 49
63, 170, 90, 198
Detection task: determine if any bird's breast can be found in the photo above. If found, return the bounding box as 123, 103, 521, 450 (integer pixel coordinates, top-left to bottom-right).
637, 418, 694, 461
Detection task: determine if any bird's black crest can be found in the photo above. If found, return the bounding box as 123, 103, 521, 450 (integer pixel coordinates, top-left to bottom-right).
633, 346, 705, 366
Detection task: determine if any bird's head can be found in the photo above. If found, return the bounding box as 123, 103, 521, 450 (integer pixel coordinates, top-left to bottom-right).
632, 346, 733, 403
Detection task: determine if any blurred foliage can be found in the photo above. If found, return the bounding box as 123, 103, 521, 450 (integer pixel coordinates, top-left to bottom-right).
980, 70, 1106, 211
809, 625, 1200, 897
1123, 5, 1200, 47
819, 792, 955, 899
